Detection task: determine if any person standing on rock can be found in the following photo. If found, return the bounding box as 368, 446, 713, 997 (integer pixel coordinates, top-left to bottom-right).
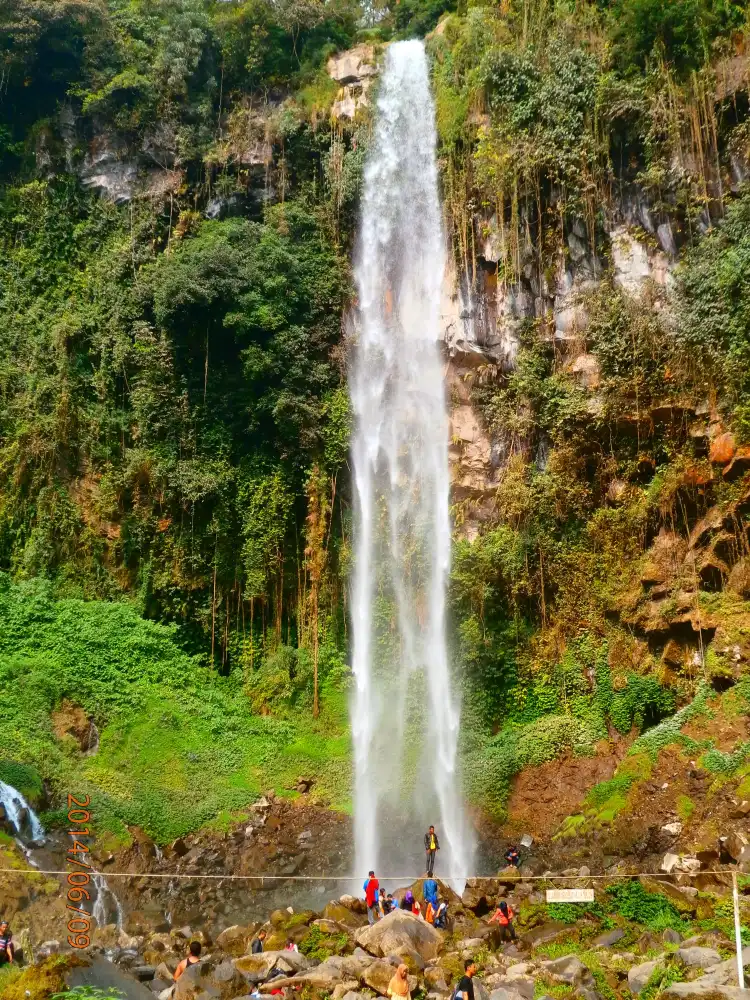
0, 922, 13, 965
424, 825, 439, 876
173, 941, 202, 982
388, 963, 411, 1000
251, 929, 267, 954
455, 958, 476, 1000
364, 869, 380, 925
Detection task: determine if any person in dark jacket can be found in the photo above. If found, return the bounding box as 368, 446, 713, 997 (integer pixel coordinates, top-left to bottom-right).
424, 826, 440, 876
504, 846, 520, 869
0, 922, 13, 965
251, 929, 267, 954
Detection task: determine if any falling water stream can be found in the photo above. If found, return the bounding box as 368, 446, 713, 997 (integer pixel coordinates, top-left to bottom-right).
350, 39, 474, 889
0, 780, 123, 933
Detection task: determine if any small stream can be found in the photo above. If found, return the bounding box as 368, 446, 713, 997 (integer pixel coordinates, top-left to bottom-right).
0, 781, 124, 937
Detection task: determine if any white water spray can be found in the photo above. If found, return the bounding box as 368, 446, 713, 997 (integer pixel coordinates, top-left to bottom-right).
93, 872, 124, 932
349, 39, 473, 888
0, 780, 44, 842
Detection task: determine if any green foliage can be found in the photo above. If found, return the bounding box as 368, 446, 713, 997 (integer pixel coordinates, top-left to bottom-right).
675, 190, 750, 438
676, 794, 696, 821
0, 576, 351, 841
0, 761, 43, 803
546, 901, 608, 924
474, 329, 589, 444
605, 881, 684, 929
299, 924, 350, 961
700, 741, 750, 775
606, 0, 745, 74
629, 686, 709, 759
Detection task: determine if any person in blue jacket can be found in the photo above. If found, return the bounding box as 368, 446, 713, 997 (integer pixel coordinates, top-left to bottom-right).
423, 875, 439, 909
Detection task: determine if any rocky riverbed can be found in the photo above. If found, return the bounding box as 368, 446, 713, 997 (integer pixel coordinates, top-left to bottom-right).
12, 866, 750, 1000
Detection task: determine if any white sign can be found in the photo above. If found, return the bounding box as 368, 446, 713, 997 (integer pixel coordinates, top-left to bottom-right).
546, 888, 595, 903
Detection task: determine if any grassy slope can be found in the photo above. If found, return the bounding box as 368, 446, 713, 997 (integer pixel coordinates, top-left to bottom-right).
0, 577, 351, 846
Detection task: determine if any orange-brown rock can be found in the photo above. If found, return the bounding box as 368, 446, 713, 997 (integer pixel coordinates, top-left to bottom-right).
723, 445, 750, 481
709, 431, 736, 464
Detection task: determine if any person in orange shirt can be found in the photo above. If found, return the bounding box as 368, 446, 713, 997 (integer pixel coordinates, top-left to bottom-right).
488, 900, 516, 942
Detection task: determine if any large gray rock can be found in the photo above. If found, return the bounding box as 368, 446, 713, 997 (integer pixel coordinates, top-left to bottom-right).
677, 947, 722, 968
490, 990, 527, 1000
362, 960, 398, 995
488, 977, 534, 999
216, 924, 256, 956
594, 929, 625, 948
256, 960, 346, 993
425, 966, 449, 991
356, 909, 443, 963
234, 950, 314, 983
663, 986, 750, 1000
521, 923, 570, 948
628, 959, 664, 995
462, 878, 498, 911
693, 946, 750, 987
540, 956, 594, 988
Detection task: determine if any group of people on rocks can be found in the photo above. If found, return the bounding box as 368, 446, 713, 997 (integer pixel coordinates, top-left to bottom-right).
363, 869, 450, 929
361, 825, 517, 942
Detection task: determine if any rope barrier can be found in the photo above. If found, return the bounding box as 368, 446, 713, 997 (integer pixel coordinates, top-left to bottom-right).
3, 868, 741, 881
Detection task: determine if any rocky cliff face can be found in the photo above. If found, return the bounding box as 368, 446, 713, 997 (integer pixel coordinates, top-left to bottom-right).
325, 46, 685, 540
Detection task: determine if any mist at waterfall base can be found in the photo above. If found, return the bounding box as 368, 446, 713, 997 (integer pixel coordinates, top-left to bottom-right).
349, 39, 475, 888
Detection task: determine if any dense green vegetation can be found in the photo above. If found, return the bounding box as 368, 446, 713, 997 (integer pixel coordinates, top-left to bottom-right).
0, 576, 350, 842
2, 0, 750, 839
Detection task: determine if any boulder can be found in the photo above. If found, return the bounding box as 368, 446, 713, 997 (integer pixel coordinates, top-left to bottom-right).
256, 960, 346, 993
425, 966, 449, 991
156, 962, 176, 981
710, 432, 737, 465
639, 876, 699, 915
363, 960, 398, 995
663, 987, 750, 1000
326, 901, 368, 928
677, 947, 722, 968
356, 909, 443, 963
462, 879, 498, 912
390, 945, 426, 972
539, 956, 594, 988
234, 950, 314, 982
331, 985, 361, 1000
521, 923, 570, 948
506, 965, 532, 977
663, 929, 682, 945
132, 966, 156, 982
215, 924, 255, 956
490, 991, 527, 1000
174, 964, 212, 999
628, 959, 664, 995
490, 977, 534, 999
594, 929, 625, 948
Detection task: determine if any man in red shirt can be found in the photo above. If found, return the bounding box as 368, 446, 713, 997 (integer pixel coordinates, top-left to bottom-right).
364, 870, 380, 925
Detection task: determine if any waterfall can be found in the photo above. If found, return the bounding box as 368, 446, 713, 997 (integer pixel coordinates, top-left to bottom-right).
92, 872, 124, 932
349, 39, 474, 889
0, 780, 45, 842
